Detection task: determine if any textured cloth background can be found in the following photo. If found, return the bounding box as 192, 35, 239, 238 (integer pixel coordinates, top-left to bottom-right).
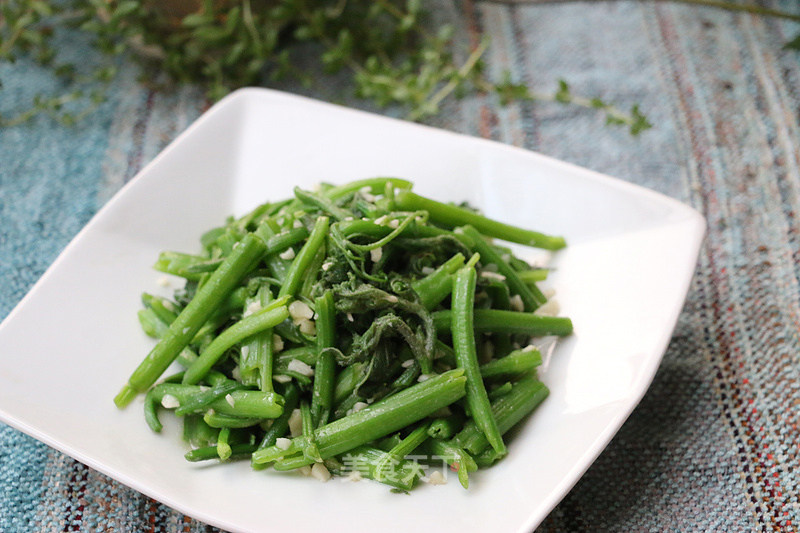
2, 1, 800, 531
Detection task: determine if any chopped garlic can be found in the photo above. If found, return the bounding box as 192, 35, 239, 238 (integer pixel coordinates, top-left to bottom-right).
321, 261, 334, 271
298, 465, 313, 477
244, 301, 262, 317
225, 393, 235, 407
311, 463, 331, 482
421, 266, 435, 275
417, 374, 431, 383
370, 247, 383, 262
157, 276, 171, 287
273, 374, 292, 384
347, 470, 363, 482
359, 186, 376, 202
428, 471, 447, 485
481, 271, 507, 282
534, 298, 560, 317
481, 340, 494, 363
347, 401, 369, 415
288, 408, 303, 437
279, 248, 296, 261
288, 359, 314, 377
401, 359, 415, 368
240, 345, 250, 358
272, 334, 284, 353
298, 318, 317, 336
288, 300, 314, 321
509, 294, 524, 312
275, 437, 292, 450
293, 219, 304, 229
388, 218, 400, 229
161, 394, 180, 409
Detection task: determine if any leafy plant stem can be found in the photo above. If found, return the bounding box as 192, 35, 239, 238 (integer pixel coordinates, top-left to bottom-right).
497, 0, 800, 23
409, 37, 489, 121
0, 8, 32, 59
476, 75, 652, 135
535, 85, 649, 131
655, 0, 800, 22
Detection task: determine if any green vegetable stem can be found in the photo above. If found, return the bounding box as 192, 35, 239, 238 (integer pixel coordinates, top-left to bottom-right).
118, 179, 572, 490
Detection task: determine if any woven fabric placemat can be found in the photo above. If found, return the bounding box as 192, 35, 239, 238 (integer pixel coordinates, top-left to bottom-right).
2, 2, 799, 531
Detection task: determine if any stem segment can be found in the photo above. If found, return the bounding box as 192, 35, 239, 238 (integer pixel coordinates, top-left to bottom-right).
115, 233, 267, 408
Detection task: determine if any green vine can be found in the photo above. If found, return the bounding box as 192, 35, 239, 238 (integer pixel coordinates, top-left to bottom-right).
0, 0, 798, 132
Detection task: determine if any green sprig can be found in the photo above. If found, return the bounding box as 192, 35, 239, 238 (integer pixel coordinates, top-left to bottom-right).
4, 0, 796, 130
494, 75, 652, 136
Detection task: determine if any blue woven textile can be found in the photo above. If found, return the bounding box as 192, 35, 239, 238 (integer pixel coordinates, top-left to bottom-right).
3, 1, 800, 530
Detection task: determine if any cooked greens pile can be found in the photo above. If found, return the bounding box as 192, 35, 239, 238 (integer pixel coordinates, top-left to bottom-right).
115, 177, 573, 489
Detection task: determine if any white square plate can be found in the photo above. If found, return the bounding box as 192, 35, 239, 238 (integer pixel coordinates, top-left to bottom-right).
0, 88, 704, 532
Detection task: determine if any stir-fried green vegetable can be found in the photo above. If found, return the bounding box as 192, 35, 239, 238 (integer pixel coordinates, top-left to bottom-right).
115, 178, 572, 490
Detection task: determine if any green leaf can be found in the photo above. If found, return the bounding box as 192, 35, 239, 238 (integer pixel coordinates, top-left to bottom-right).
111, 1, 141, 23
492, 70, 531, 106
437, 24, 454, 42
555, 79, 571, 103
59, 113, 76, 127
262, 25, 279, 50
589, 98, 607, 109
89, 89, 106, 104
79, 19, 103, 33
194, 25, 232, 42
293, 25, 313, 40
13, 12, 35, 31
224, 6, 241, 33
629, 104, 653, 135
783, 33, 800, 50
399, 15, 415, 32
223, 41, 247, 66
19, 28, 44, 47
182, 12, 212, 27
30, 1, 54, 17
54, 64, 76, 78
35, 45, 55, 65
